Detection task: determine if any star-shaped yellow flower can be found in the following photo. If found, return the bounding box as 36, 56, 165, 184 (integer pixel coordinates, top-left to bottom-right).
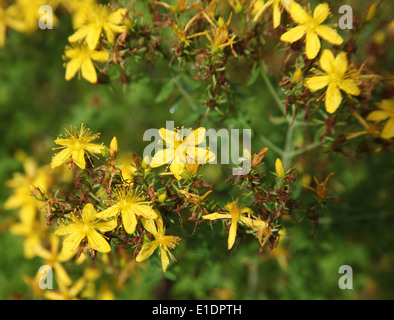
68, 4, 126, 50
366, 99, 394, 140
150, 127, 215, 180
51, 124, 105, 170
136, 214, 181, 272
96, 186, 157, 234
280, 2, 343, 59
202, 201, 267, 250
63, 43, 110, 83
55, 204, 117, 255
305, 49, 360, 113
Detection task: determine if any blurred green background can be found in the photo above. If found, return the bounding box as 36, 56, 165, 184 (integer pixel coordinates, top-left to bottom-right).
0, 0, 393, 299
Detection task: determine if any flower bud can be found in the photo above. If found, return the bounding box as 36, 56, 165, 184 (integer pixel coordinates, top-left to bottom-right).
110, 137, 118, 159
366, 3, 376, 21
158, 193, 167, 203
293, 68, 303, 83
275, 158, 285, 179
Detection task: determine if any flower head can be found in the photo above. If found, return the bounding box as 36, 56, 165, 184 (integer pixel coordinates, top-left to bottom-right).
136, 214, 181, 272
202, 201, 267, 250
150, 127, 215, 180
96, 186, 157, 234
305, 49, 360, 113
51, 124, 105, 170
63, 42, 110, 83
55, 204, 117, 255
68, 4, 126, 50
280, 2, 343, 59
366, 99, 394, 140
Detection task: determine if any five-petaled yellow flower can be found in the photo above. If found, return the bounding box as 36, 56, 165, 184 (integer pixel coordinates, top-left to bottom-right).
96, 186, 157, 234
68, 4, 127, 50
202, 201, 267, 250
136, 214, 181, 272
305, 49, 360, 114
63, 43, 110, 83
55, 204, 117, 255
366, 99, 394, 140
150, 127, 215, 180
280, 2, 343, 59
51, 124, 105, 170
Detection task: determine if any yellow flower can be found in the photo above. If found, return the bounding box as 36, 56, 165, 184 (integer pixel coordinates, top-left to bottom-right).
366, 99, 394, 140
34, 234, 74, 287
253, 0, 294, 29
299, 172, 334, 200
63, 43, 110, 83
345, 111, 380, 140
68, 4, 126, 50
9, 220, 42, 259
150, 127, 215, 180
5, 156, 49, 227
55, 204, 117, 254
275, 158, 285, 178
117, 153, 137, 181
136, 215, 181, 272
202, 12, 237, 57
202, 201, 267, 250
51, 124, 105, 170
280, 2, 343, 59
5, 0, 60, 34
305, 50, 360, 113
96, 186, 157, 234
179, 189, 212, 205
0, 1, 14, 47
172, 14, 206, 46
155, 0, 191, 14
44, 277, 86, 300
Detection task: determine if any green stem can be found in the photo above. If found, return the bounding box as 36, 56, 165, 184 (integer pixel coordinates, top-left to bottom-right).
260, 62, 287, 119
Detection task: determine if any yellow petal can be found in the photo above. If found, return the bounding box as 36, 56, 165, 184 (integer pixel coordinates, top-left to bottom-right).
319, 49, 335, 74
289, 2, 310, 24
65, 58, 81, 81
95, 219, 118, 233
96, 205, 120, 219
305, 75, 330, 92
61, 232, 85, 254
325, 83, 342, 113
150, 149, 175, 167
135, 240, 160, 262
379, 99, 394, 113
87, 230, 111, 253
305, 31, 321, 59
51, 148, 72, 169
333, 52, 348, 77
381, 118, 394, 139
81, 58, 97, 83
280, 25, 307, 43
68, 26, 89, 43
91, 50, 110, 63
338, 79, 360, 96
313, 3, 330, 25
130, 203, 158, 220
159, 128, 176, 147
121, 208, 137, 234
202, 212, 231, 220
227, 221, 238, 250
72, 148, 86, 169
107, 8, 127, 24
140, 217, 159, 237
86, 26, 102, 50
366, 110, 391, 122
273, 1, 281, 29
315, 25, 343, 45
160, 246, 170, 272
54, 262, 72, 287
85, 142, 105, 154
82, 203, 96, 224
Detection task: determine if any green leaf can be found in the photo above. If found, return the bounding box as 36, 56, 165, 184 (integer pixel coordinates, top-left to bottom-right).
155, 80, 175, 103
